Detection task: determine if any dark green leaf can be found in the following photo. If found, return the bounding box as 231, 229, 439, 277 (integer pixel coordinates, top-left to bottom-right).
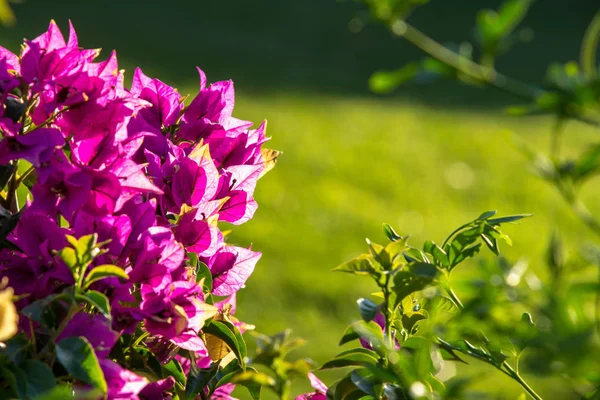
477, 210, 497, 220
487, 214, 532, 225
383, 223, 403, 242
22, 360, 56, 398
55, 336, 107, 394
21, 294, 64, 327
76, 291, 111, 318
162, 359, 186, 388
185, 364, 218, 399
4, 334, 31, 364
350, 368, 377, 396
339, 325, 361, 346
480, 233, 499, 255
392, 263, 437, 304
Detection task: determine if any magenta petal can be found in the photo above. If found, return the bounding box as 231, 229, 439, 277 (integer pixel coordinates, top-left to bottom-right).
210, 246, 261, 296
57, 313, 118, 358
219, 191, 258, 225
100, 359, 149, 400
171, 333, 208, 353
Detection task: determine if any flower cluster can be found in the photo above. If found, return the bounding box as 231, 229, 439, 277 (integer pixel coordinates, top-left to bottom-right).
0, 20, 276, 399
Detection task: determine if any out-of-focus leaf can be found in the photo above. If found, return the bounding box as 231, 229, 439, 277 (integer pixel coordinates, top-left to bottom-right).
21, 360, 56, 398
320, 348, 379, 370
334, 254, 378, 276
392, 262, 437, 304
83, 265, 128, 289
55, 337, 106, 394
369, 63, 420, 94
383, 223, 403, 242
76, 291, 111, 319
0, 0, 15, 27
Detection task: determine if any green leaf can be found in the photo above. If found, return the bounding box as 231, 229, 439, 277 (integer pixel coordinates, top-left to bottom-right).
402, 312, 427, 333
55, 337, 107, 394
392, 262, 437, 304
31, 384, 76, 400
195, 261, 213, 292
58, 247, 78, 274
3, 365, 27, 399
21, 294, 64, 327
163, 359, 186, 388
22, 360, 56, 398
73, 234, 99, 266
333, 254, 377, 276
4, 334, 31, 364
230, 370, 276, 399
352, 321, 385, 348
203, 320, 245, 368
487, 214, 532, 224
84, 265, 129, 289
357, 298, 380, 322
423, 240, 448, 267
367, 239, 391, 269
477, 210, 497, 220
76, 290, 111, 318
369, 63, 420, 94
480, 233, 499, 256
339, 325, 361, 346
383, 223, 403, 242
321, 347, 379, 370
185, 364, 218, 399
350, 368, 377, 397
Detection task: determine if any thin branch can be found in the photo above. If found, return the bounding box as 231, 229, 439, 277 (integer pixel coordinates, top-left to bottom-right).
393, 20, 600, 128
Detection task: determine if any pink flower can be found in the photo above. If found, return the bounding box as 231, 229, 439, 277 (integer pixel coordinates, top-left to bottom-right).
295, 373, 328, 400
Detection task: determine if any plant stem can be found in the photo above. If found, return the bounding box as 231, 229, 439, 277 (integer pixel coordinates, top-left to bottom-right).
502, 360, 543, 400
441, 282, 542, 399
393, 20, 600, 128
445, 284, 464, 310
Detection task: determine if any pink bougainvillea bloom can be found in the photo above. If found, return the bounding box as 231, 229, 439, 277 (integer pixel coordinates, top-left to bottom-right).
295, 373, 328, 400
139, 376, 176, 400
100, 359, 149, 400
204, 246, 261, 296
172, 210, 222, 257
0, 127, 64, 167
171, 144, 219, 210
210, 383, 239, 400
139, 281, 212, 352
130, 67, 183, 128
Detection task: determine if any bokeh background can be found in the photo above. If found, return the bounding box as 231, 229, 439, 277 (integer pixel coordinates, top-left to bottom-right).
2, 0, 599, 398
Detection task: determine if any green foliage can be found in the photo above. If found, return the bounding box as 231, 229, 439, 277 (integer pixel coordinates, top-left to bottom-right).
55, 337, 107, 394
